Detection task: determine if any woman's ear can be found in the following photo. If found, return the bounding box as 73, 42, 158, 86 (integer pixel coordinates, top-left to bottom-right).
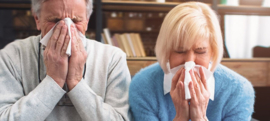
208, 57, 213, 69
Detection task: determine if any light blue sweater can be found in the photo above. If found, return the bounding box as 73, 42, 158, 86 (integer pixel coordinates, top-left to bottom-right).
129, 63, 254, 121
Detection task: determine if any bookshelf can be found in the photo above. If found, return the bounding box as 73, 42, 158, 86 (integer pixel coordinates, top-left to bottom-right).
0, 3, 30, 9
1, 0, 270, 56
102, 1, 270, 58
0, 1, 31, 9
218, 4, 270, 15
103, 1, 181, 12
102, 1, 270, 14
102, 0, 217, 57
2, 1, 270, 14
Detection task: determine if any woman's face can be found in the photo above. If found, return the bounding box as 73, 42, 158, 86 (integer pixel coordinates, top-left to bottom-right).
169, 38, 212, 69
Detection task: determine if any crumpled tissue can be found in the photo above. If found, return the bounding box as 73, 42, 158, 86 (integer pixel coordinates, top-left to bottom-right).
164, 61, 215, 100
40, 18, 86, 56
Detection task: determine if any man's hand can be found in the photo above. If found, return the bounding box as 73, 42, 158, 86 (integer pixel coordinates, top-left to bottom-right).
44, 20, 69, 87
66, 24, 87, 90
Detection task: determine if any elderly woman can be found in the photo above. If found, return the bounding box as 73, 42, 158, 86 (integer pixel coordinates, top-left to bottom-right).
129, 2, 254, 121
0, 0, 131, 121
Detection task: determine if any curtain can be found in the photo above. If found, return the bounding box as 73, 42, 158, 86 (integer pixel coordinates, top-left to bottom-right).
225, 15, 270, 58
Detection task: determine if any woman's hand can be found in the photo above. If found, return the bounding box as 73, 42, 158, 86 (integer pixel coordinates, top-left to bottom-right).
170, 68, 189, 121
189, 67, 210, 121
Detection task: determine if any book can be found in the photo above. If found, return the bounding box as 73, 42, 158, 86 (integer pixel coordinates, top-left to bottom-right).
114, 34, 125, 52
120, 34, 132, 57
135, 33, 146, 57
102, 32, 146, 57
125, 33, 136, 57
130, 33, 142, 57
111, 35, 119, 47
103, 28, 113, 45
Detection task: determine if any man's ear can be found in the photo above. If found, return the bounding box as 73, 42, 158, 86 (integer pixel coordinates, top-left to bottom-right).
33, 11, 41, 30
85, 18, 89, 31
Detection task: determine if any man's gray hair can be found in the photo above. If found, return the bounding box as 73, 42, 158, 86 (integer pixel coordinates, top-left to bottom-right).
31, 0, 93, 19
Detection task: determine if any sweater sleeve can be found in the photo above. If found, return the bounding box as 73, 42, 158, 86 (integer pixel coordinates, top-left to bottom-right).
67, 51, 131, 121
129, 73, 159, 121
0, 49, 66, 121
223, 79, 255, 121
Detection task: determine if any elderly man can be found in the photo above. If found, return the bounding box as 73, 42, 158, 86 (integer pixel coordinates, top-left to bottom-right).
0, 0, 131, 121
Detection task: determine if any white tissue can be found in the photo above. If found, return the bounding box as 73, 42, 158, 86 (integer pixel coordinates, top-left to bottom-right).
164, 61, 214, 100
184, 61, 195, 100
40, 18, 86, 56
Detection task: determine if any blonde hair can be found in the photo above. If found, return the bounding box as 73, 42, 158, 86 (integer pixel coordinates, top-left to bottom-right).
155, 2, 223, 73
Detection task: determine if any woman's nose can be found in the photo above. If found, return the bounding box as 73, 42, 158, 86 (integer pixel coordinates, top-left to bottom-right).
185, 51, 195, 62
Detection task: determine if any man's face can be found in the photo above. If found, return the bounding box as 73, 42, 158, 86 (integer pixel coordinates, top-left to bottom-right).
34, 0, 89, 37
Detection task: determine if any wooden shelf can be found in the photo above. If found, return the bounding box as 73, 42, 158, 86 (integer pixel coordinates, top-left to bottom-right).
103, 1, 182, 6
0, 1, 30, 4
110, 30, 160, 33
0, 1, 177, 11
222, 58, 270, 62
218, 4, 270, 15
127, 57, 270, 87
0, 0, 30, 9
127, 57, 270, 62
102, 1, 270, 15
13, 28, 39, 32
0, 3, 31, 9
102, 1, 181, 12
127, 56, 156, 61
1, 1, 270, 15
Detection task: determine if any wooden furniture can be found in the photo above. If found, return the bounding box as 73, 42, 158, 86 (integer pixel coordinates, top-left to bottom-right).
253, 46, 270, 57
2, 1, 270, 55
127, 57, 270, 87
102, 1, 270, 58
